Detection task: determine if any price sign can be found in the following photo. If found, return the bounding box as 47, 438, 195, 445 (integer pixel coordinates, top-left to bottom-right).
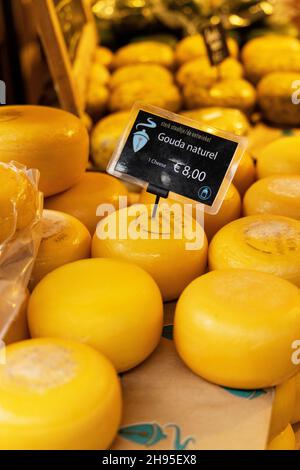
202, 21, 230, 66
108, 104, 247, 214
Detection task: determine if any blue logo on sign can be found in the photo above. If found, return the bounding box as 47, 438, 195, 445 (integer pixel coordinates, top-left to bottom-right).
198, 186, 212, 201
133, 118, 157, 152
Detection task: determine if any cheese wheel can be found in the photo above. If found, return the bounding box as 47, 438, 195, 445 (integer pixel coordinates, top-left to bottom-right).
209, 215, 300, 287
45, 172, 128, 235
113, 41, 174, 69
138, 184, 241, 242
267, 424, 296, 451
292, 373, 300, 424
243, 176, 300, 220
258, 72, 300, 126
183, 79, 256, 113
93, 46, 114, 69
0, 338, 121, 450
91, 111, 131, 171
110, 64, 173, 90
91, 205, 207, 301
28, 258, 163, 372
181, 107, 250, 137
175, 34, 238, 65
257, 136, 300, 178
269, 377, 296, 440
89, 63, 110, 86
174, 269, 300, 389
233, 152, 256, 196
176, 57, 243, 88
0, 106, 89, 197
109, 80, 182, 113
0, 163, 38, 244
86, 84, 109, 120
4, 292, 29, 344
30, 210, 91, 290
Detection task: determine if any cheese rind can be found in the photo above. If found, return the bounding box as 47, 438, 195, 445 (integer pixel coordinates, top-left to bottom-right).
209, 214, 300, 287
28, 258, 163, 372
91, 205, 208, 301
269, 377, 296, 440
45, 172, 128, 235
0, 106, 89, 197
30, 210, 91, 289
0, 338, 121, 450
174, 269, 300, 389
243, 175, 300, 220
292, 373, 300, 424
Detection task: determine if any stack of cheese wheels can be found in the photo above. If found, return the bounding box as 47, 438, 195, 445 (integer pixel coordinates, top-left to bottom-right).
267, 425, 296, 451
45, 172, 128, 235
29, 210, 91, 290
0, 338, 121, 450
4, 292, 29, 345
28, 258, 163, 373
269, 377, 296, 440
243, 175, 300, 220
174, 269, 300, 389
91, 204, 207, 301
209, 215, 300, 287
292, 373, 300, 424
0, 106, 89, 197
0, 163, 38, 244
138, 184, 241, 242
256, 136, 300, 178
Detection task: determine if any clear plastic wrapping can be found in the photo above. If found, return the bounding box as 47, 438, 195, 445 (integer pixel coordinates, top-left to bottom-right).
0, 162, 42, 341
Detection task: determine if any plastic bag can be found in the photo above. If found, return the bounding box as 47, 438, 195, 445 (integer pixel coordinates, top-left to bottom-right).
0, 161, 42, 340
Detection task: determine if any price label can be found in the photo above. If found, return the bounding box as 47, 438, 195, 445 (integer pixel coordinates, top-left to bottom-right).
202, 21, 230, 66
108, 104, 247, 214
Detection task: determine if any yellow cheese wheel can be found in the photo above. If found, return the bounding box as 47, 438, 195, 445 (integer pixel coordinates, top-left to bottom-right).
269, 377, 296, 440
28, 258, 163, 372
89, 63, 110, 86
204, 184, 241, 240
181, 107, 250, 137
86, 84, 109, 120
138, 184, 241, 242
256, 136, 300, 178
183, 79, 256, 113
292, 373, 300, 424
0, 163, 38, 244
93, 46, 114, 69
209, 215, 300, 287
233, 151, 256, 196
91, 205, 208, 301
113, 41, 174, 69
0, 106, 89, 197
4, 292, 29, 344
174, 269, 300, 389
109, 80, 182, 113
175, 34, 238, 65
91, 111, 131, 171
30, 210, 91, 290
258, 72, 300, 126
44, 172, 128, 235
267, 424, 296, 451
243, 175, 300, 220
0, 338, 121, 450
110, 64, 173, 90
176, 57, 243, 88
